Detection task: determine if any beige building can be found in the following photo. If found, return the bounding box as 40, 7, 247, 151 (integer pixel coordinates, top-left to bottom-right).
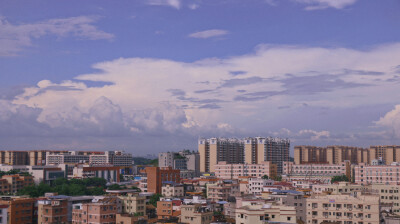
215, 161, 277, 179
353, 162, 400, 185
118, 193, 146, 216
235, 202, 296, 224
180, 204, 213, 224
306, 192, 380, 224
198, 138, 244, 173
283, 161, 351, 183
207, 180, 240, 202
369, 146, 400, 165
312, 182, 367, 194
38, 197, 68, 224
370, 184, 400, 214
162, 183, 184, 197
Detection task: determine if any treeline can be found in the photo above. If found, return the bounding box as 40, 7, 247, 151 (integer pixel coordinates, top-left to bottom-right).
0, 169, 31, 178
133, 157, 158, 166
17, 177, 107, 198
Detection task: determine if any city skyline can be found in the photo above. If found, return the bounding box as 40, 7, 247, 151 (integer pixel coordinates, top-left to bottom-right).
1, 0, 400, 154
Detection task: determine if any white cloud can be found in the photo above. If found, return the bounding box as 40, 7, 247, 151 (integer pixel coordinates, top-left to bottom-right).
3, 42, 400, 151
0, 16, 114, 56
376, 105, 400, 138
147, 0, 182, 9
188, 29, 229, 39
294, 0, 358, 10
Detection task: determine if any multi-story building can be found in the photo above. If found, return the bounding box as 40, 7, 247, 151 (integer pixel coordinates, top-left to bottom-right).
370, 184, 400, 214
158, 152, 175, 168
38, 197, 68, 224
283, 161, 351, 183
312, 182, 367, 194
71, 165, 121, 182
156, 198, 181, 220
145, 167, 180, 194
306, 192, 380, 224
207, 180, 240, 202
72, 197, 118, 224
180, 204, 213, 224
235, 202, 297, 224
199, 137, 289, 174
118, 193, 146, 216
0, 205, 7, 224
159, 151, 201, 176
47, 151, 133, 167
116, 213, 147, 224
0, 151, 29, 165
215, 161, 277, 179
162, 182, 184, 197
198, 138, 244, 173
294, 146, 369, 165
0, 197, 36, 224
354, 162, 400, 185
369, 146, 400, 165
0, 174, 34, 194
244, 137, 290, 175
248, 178, 274, 195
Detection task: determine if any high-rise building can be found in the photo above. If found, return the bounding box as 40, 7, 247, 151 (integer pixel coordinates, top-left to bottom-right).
199, 137, 289, 174
244, 137, 290, 174
294, 146, 369, 165
198, 138, 244, 173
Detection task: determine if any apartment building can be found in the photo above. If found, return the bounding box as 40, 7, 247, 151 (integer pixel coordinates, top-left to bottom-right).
0, 151, 29, 165
0, 174, 34, 194
283, 161, 351, 183
162, 182, 184, 197
116, 213, 147, 224
312, 182, 367, 194
0, 205, 7, 224
198, 138, 244, 173
72, 197, 118, 224
369, 146, 400, 165
354, 162, 400, 185
294, 146, 369, 165
248, 178, 274, 195
118, 193, 146, 216
37, 197, 68, 224
235, 202, 297, 224
214, 161, 277, 180
0, 197, 36, 224
244, 137, 290, 174
369, 184, 400, 214
207, 180, 240, 202
180, 204, 213, 224
145, 167, 180, 194
156, 198, 181, 220
306, 192, 380, 224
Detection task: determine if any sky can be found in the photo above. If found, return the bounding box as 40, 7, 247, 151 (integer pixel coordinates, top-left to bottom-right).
1, 0, 400, 155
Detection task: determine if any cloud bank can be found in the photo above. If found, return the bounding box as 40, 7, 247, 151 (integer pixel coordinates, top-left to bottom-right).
2, 43, 400, 153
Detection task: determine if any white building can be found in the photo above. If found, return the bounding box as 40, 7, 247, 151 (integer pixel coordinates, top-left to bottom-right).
248, 178, 274, 195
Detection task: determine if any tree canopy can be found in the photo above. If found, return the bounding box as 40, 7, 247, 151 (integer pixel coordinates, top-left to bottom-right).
331, 175, 349, 183
17, 177, 107, 197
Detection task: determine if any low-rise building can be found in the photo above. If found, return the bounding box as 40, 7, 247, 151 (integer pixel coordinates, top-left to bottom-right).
162, 182, 184, 197
118, 193, 146, 216
180, 204, 213, 224
38, 197, 68, 224
354, 162, 400, 185
71, 165, 121, 182
116, 213, 147, 224
312, 181, 367, 194
156, 198, 181, 220
72, 197, 118, 224
215, 161, 277, 179
207, 180, 240, 202
0, 174, 34, 194
370, 184, 400, 214
306, 192, 380, 224
283, 161, 350, 184
248, 178, 274, 195
145, 167, 180, 194
0, 197, 36, 224
235, 202, 297, 224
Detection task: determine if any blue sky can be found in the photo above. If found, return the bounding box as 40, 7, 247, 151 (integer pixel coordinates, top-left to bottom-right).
1, 0, 400, 154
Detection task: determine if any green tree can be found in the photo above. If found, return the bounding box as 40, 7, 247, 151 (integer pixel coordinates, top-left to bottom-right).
331, 175, 349, 183
131, 186, 142, 192
273, 175, 282, 181
262, 175, 269, 179
148, 194, 162, 207
107, 184, 122, 190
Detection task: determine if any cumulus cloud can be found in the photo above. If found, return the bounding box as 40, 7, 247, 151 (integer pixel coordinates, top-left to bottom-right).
0, 16, 113, 56
2, 42, 400, 151
188, 29, 229, 39
294, 0, 358, 10
376, 105, 400, 139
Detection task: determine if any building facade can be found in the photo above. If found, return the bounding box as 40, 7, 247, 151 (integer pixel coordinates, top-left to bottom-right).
38, 197, 68, 224
354, 162, 400, 185
215, 161, 277, 179
118, 193, 146, 216
145, 167, 180, 194
180, 204, 213, 224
